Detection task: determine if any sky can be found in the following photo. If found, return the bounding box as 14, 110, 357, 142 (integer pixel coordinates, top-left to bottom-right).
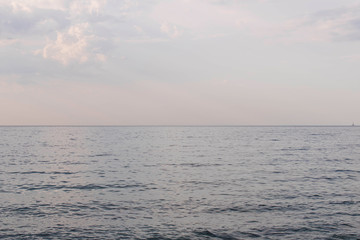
1, 0, 360, 125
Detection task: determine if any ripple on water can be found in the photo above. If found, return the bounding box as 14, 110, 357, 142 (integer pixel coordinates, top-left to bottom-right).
1, 126, 360, 239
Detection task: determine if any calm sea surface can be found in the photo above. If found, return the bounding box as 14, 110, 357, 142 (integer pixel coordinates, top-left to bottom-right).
0, 126, 359, 239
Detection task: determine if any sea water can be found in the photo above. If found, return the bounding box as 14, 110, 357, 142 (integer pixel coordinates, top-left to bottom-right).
0, 126, 359, 239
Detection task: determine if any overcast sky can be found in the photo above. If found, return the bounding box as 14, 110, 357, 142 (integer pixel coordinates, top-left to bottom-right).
1, 0, 360, 125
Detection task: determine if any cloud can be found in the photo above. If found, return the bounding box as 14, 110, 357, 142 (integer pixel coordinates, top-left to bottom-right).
279, 4, 360, 43
2, 0, 260, 65
10, 1, 32, 13
0, 0, 67, 11
69, 0, 107, 16
0, 0, 156, 64
160, 22, 182, 38
40, 23, 99, 65
0, 38, 18, 46
0, 1, 68, 36
0, 0, 112, 65
151, 0, 260, 39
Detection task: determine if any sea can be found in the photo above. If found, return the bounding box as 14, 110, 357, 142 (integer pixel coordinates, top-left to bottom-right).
0, 126, 359, 239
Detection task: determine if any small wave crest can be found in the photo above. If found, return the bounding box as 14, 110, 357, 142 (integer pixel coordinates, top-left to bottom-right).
18, 183, 147, 191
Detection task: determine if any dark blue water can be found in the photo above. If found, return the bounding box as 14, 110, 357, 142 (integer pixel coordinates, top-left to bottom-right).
0, 126, 359, 239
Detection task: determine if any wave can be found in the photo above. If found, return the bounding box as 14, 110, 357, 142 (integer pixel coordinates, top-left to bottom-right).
17, 183, 147, 191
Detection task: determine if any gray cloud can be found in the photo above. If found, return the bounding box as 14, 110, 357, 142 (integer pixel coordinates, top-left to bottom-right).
0, 7, 69, 36
0, 1, 139, 65
283, 4, 360, 42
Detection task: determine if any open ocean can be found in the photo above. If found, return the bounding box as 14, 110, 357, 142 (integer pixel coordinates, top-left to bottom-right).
0, 126, 359, 239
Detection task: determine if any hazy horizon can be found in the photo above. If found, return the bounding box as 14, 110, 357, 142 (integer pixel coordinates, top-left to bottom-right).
0, 124, 357, 127
1, 0, 360, 125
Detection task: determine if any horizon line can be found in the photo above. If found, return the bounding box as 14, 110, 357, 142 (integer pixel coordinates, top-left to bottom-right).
0, 124, 357, 127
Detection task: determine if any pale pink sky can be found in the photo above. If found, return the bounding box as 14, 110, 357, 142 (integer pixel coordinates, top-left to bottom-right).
1, 0, 360, 125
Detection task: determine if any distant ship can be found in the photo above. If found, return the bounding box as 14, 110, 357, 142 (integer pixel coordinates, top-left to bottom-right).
352, 122, 355, 127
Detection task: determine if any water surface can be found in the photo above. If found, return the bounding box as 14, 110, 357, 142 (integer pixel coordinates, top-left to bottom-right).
0, 126, 359, 239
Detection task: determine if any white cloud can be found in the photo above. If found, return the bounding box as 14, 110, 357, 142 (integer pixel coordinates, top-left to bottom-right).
0, 0, 67, 11
41, 23, 96, 65
96, 53, 106, 62
151, 0, 260, 39
0, 0, 111, 65
69, 0, 107, 15
10, 1, 32, 13
160, 22, 182, 38
0, 38, 18, 46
